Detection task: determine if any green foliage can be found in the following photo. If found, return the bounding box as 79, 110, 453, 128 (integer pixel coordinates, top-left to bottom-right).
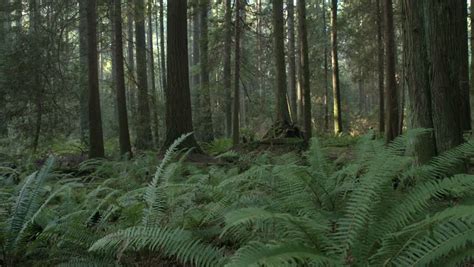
1, 132, 474, 266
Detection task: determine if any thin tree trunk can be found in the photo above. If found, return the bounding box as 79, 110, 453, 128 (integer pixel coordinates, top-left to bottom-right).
331, 0, 342, 134
471, 0, 474, 131
79, 0, 89, 145
298, 0, 311, 139
223, 0, 232, 138
232, 0, 242, 145
87, 0, 105, 158
199, 0, 214, 142
376, 0, 384, 134
457, 1, 471, 131
148, 0, 160, 147
273, 0, 291, 125
323, 0, 329, 132
287, 0, 297, 121
158, 0, 166, 92
134, 0, 153, 149
162, 0, 201, 151
127, 0, 136, 136
192, 1, 200, 121
112, 0, 133, 157
383, 0, 399, 142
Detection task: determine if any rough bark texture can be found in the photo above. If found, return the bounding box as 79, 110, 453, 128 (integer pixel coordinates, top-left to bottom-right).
376, 0, 384, 134
112, 0, 132, 157
87, 0, 105, 158
456, 1, 471, 131
287, 0, 297, 121
198, 0, 214, 142
273, 0, 291, 125
127, 0, 136, 134
424, 0, 463, 153
297, 0, 311, 139
471, 0, 474, 130
134, 0, 153, 149
232, 0, 241, 145
223, 0, 232, 138
383, 0, 399, 143
331, 0, 342, 134
162, 0, 201, 151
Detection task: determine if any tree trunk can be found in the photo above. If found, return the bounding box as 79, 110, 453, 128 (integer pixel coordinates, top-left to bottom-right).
331, 0, 342, 134
471, 0, 474, 131
297, 0, 311, 139
323, 0, 329, 132
162, 0, 201, 151
127, 0, 136, 136
158, 0, 166, 93
383, 0, 399, 143
424, 0, 463, 153
112, 0, 133, 157
232, 0, 242, 145
192, 1, 200, 122
87, 0, 105, 158
147, 0, 160, 147
198, 0, 214, 142
223, 0, 232, 138
456, 1, 471, 131
376, 0, 384, 134
79, 0, 89, 145
134, 0, 153, 149
287, 0, 297, 122
273, 0, 291, 125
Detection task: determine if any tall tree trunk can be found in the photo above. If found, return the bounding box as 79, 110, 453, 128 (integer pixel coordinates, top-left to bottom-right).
191, 1, 200, 121
297, 0, 311, 138
383, 0, 399, 142
148, 0, 160, 147
323, 0, 329, 132
287, 0, 297, 121
424, 0, 463, 153
198, 0, 214, 142
457, 1, 471, 131
223, 0, 232, 138
162, 0, 201, 150
112, 0, 133, 157
232, 0, 242, 145
127, 0, 136, 136
87, 0, 105, 158
376, 0, 384, 134
273, 0, 291, 125
134, 0, 153, 149
158, 0, 166, 92
331, 0, 342, 134
79, 0, 89, 145
471, 0, 474, 131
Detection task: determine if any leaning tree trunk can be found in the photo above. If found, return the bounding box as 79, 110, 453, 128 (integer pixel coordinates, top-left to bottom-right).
383, 0, 399, 143
297, 0, 311, 139
134, 0, 153, 149
162, 0, 201, 151
87, 0, 105, 158
112, 0, 133, 157
232, 0, 242, 145
273, 0, 291, 126
331, 0, 342, 134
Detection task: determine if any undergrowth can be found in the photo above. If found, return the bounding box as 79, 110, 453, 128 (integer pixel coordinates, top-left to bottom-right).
0, 130, 473, 266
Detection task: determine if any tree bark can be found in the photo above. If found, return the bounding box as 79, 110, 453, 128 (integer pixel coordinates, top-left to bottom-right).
134, 0, 153, 149
87, 0, 105, 158
127, 0, 136, 135
112, 0, 133, 157
147, 0, 160, 147
232, 0, 242, 145
331, 0, 342, 134
162, 0, 201, 151
287, 0, 297, 122
158, 0, 166, 92
456, 1, 471, 131
323, 0, 329, 132
79, 0, 89, 145
273, 0, 291, 125
297, 0, 311, 139
383, 0, 399, 142
223, 0, 232, 138
424, 0, 463, 153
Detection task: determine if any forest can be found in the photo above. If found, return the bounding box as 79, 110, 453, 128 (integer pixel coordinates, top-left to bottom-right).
0, 0, 474, 266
